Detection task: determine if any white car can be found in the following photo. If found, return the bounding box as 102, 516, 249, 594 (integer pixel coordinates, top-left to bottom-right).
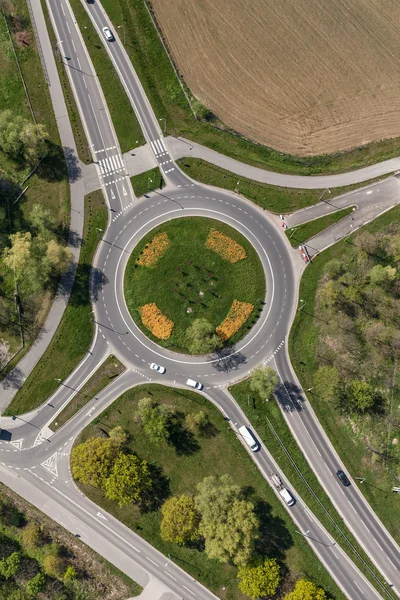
102, 26, 114, 41
150, 362, 166, 374
186, 378, 203, 390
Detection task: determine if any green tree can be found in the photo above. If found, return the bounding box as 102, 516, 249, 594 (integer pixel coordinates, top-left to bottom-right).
369, 264, 388, 284
284, 579, 326, 600
26, 572, 46, 597
249, 366, 278, 399
0, 551, 20, 579
238, 558, 281, 599
195, 475, 258, 566
0, 110, 47, 163
43, 554, 64, 578
29, 204, 56, 233
160, 495, 200, 545
71, 437, 119, 488
45, 239, 74, 275
313, 366, 340, 405
185, 318, 222, 354
109, 425, 128, 446
3, 232, 32, 274
135, 398, 171, 444
185, 410, 208, 434
317, 279, 340, 309
347, 380, 377, 413
22, 522, 41, 549
63, 564, 77, 582
104, 452, 152, 507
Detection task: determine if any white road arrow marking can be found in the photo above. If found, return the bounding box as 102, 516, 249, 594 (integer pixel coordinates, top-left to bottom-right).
110, 189, 115, 199
97, 512, 107, 520
10, 439, 23, 450
122, 185, 127, 196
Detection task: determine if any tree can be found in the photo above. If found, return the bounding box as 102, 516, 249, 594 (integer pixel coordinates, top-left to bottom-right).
346, 380, 378, 413
43, 554, 64, 578
46, 239, 73, 274
29, 204, 55, 233
195, 475, 258, 566
63, 564, 77, 582
238, 558, 281, 599
104, 452, 152, 507
0, 110, 47, 163
71, 437, 119, 488
313, 366, 340, 405
317, 279, 340, 309
135, 398, 171, 444
185, 411, 208, 434
2, 232, 32, 274
185, 318, 222, 354
26, 572, 46, 597
284, 579, 326, 600
0, 551, 20, 579
249, 366, 278, 399
109, 425, 128, 446
22, 522, 41, 549
160, 495, 200, 545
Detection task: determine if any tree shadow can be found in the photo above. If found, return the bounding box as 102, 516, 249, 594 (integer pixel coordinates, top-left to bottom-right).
36, 141, 68, 182
199, 420, 219, 439
0, 365, 24, 390
275, 380, 304, 413
90, 267, 108, 303
141, 464, 170, 512
168, 412, 201, 456
254, 499, 293, 560
212, 346, 247, 373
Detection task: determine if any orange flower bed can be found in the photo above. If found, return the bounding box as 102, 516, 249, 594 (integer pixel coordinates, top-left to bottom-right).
205, 229, 246, 263
137, 232, 170, 267
216, 300, 254, 341
140, 303, 174, 340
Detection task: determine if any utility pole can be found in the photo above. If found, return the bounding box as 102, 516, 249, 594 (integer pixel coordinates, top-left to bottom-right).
159, 117, 166, 134
117, 25, 126, 45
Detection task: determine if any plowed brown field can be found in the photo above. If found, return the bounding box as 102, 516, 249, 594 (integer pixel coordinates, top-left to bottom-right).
150, 0, 400, 156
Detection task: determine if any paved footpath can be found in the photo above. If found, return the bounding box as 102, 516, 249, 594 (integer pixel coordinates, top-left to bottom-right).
167, 135, 400, 189
0, 0, 85, 410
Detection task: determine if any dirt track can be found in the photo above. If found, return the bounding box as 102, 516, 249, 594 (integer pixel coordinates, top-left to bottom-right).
150, 0, 400, 156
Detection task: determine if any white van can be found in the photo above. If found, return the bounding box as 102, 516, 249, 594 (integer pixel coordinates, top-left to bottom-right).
186, 378, 203, 390
279, 488, 295, 507
238, 425, 260, 452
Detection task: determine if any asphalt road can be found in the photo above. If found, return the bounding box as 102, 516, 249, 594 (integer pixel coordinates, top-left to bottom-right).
0, 1, 399, 599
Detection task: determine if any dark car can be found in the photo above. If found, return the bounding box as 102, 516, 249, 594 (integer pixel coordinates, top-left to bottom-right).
336, 469, 351, 487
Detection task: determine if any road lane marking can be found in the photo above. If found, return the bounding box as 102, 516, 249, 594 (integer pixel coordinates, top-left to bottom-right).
164, 571, 177, 581
353, 580, 364, 594
146, 557, 158, 566
182, 585, 196, 595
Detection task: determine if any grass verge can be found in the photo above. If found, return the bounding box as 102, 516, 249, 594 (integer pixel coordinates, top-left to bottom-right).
75, 384, 345, 600
4, 190, 107, 416
124, 217, 265, 352
229, 380, 392, 599
68, 0, 144, 153
0, 482, 142, 597
101, 0, 400, 176
50, 355, 125, 431
289, 204, 400, 543
285, 208, 354, 247
178, 158, 385, 213
40, 0, 91, 164
131, 167, 164, 197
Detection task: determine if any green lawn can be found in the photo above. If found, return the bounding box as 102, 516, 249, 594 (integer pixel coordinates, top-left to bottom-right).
285, 207, 354, 247
68, 0, 144, 153
130, 167, 164, 197
124, 217, 265, 352
229, 381, 389, 598
75, 384, 345, 600
100, 0, 400, 176
4, 190, 107, 416
50, 355, 125, 431
289, 204, 400, 544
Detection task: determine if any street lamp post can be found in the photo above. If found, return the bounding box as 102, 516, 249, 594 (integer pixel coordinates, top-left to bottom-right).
319, 188, 331, 203
148, 177, 153, 190
299, 299, 306, 311
95, 227, 103, 239
159, 117, 166, 134
117, 25, 126, 45
164, 553, 170, 567
55, 40, 63, 62
234, 180, 240, 193
54, 378, 62, 383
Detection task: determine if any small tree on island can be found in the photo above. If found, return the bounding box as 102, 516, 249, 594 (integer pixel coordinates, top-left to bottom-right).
186, 318, 222, 354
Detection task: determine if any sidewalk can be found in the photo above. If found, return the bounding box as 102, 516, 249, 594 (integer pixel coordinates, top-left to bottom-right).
0, 0, 85, 411
166, 135, 400, 190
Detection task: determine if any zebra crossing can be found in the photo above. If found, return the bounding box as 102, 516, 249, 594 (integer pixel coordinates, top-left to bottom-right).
150, 137, 167, 157
98, 153, 125, 177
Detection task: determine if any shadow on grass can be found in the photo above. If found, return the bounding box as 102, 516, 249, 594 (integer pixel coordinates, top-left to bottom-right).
254, 499, 293, 560
141, 463, 170, 513
168, 412, 201, 456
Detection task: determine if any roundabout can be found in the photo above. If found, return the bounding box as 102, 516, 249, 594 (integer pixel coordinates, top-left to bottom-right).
124, 216, 266, 354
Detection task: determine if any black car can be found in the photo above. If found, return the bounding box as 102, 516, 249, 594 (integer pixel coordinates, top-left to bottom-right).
336, 469, 351, 487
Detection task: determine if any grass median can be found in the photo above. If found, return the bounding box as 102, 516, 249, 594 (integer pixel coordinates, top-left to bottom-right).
285, 207, 354, 247
75, 383, 345, 600
50, 355, 125, 432
4, 190, 107, 416
68, 0, 144, 153
100, 0, 400, 175
229, 380, 392, 599
130, 167, 164, 197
